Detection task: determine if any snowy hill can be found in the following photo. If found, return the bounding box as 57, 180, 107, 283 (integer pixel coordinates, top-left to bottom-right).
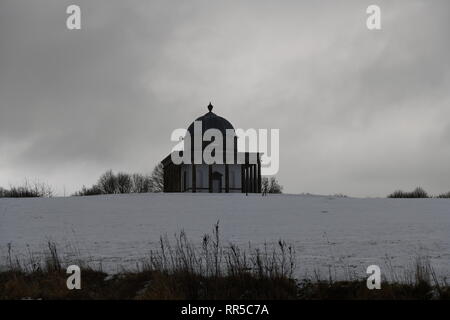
1, 193, 449, 279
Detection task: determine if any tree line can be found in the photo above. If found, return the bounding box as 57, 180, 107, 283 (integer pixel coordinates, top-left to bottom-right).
0, 180, 53, 198
74, 164, 164, 196
388, 187, 450, 198
0, 164, 284, 197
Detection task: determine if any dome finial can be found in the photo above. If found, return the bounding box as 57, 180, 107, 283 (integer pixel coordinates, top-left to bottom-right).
207, 102, 213, 112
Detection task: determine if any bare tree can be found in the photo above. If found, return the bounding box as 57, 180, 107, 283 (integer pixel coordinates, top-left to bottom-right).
261, 176, 283, 194
268, 177, 283, 193
74, 165, 165, 196
131, 173, 152, 193
150, 163, 164, 192
32, 180, 54, 197
73, 184, 102, 196
0, 180, 53, 198
97, 170, 118, 194
117, 172, 133, 194
261, 177, 269, 196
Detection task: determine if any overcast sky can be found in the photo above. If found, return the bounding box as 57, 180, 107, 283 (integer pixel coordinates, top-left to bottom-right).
1, 0, 450, 197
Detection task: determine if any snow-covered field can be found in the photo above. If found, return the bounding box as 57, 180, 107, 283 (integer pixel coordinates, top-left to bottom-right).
1, 193, 449, 280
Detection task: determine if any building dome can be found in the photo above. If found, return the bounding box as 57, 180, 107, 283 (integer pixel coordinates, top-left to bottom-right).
186, 102, 235, 138
185, 102, 237, 153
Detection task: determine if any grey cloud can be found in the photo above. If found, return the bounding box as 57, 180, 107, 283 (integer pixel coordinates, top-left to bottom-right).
1, 0, 450, 196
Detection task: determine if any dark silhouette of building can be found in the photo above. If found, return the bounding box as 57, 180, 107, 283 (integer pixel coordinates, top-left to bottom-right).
161, 103, 261, 193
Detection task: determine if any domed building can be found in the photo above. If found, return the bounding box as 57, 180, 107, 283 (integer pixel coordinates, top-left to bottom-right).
161, 103, 262, 193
